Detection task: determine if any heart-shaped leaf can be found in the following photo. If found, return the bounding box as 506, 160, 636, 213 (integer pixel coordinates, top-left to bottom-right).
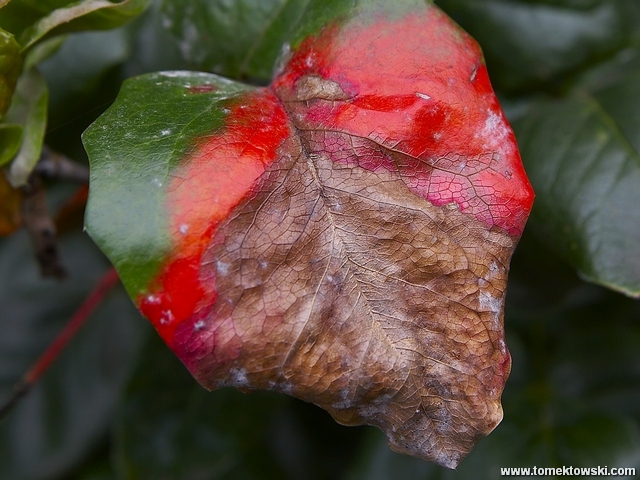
84, 1, 533, 468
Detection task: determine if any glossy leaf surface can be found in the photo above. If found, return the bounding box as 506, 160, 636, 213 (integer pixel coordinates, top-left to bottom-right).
84, 1, 533, 467
514, 68, 640, 297
0, 123, 21, 167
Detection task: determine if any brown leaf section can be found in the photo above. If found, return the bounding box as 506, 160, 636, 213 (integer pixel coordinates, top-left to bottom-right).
183, 130, 514, 467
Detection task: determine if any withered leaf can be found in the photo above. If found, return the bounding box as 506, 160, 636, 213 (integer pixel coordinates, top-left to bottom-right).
83, 1, 534, 468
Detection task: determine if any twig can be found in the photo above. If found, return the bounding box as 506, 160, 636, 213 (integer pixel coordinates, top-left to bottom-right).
0, 267, 120, 420
21, 174, 67, 278
34, 146, 90, 184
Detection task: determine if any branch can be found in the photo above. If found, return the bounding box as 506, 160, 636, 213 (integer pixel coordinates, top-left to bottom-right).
34, 146, 90, 184
21, 174, 67, 278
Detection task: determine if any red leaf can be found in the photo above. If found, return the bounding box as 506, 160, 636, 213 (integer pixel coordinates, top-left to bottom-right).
110, 4, 533, 468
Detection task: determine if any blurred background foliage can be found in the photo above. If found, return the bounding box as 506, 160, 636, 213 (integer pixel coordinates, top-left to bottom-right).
1, 0, 639, 478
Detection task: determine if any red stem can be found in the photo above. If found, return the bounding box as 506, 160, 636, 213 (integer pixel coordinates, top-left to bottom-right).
0, 267, 120, 419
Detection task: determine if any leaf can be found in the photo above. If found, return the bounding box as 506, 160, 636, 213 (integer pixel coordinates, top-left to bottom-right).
84, 1, 534, 468
513, 69, 640, 297
4, 66, 48, 186
349, 412, 640, 480
0, 122, 21, 166
0, 0, 151, 52
0, 27, 21, 119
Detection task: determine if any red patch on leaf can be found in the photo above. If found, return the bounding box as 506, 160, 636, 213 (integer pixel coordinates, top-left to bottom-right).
139, 88, 291, 348
272, 8, 533, 235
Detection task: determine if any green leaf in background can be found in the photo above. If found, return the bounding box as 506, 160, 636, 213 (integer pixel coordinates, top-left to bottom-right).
83, 71, 251, 298
160, 0, 308, 82
22, 34, 66, 69
0, 1, 75, 42
0, 0, 151, 52
513, 66, 640, 297
435, 0, 640, 93
0, 27, 21, 119
39, 28, 128, 113
3, 67, 47, 186
0, 122, 21, 166
0, 224, 147, 480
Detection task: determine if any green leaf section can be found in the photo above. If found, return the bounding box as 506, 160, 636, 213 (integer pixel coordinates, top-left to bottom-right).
160, 0, 428, 83
513, 68, 640, 297
0, 0, 151, 52
0, 28, 21, 119
3, 67, 48, 186
0, 123, 21, 166
0, 0, 72, 42
0, 226, 147, 480
83, 71, 252, 299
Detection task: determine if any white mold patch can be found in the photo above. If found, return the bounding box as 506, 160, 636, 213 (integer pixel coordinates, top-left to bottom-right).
478, 109, 515, 157
193, 320, 205, 331
479, 291, 503, 331
160, 309, 175, 325
227, 368, 249, 388
146, 294, 161, 305
216, 260, 230, 275
479, 291, 502, 315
